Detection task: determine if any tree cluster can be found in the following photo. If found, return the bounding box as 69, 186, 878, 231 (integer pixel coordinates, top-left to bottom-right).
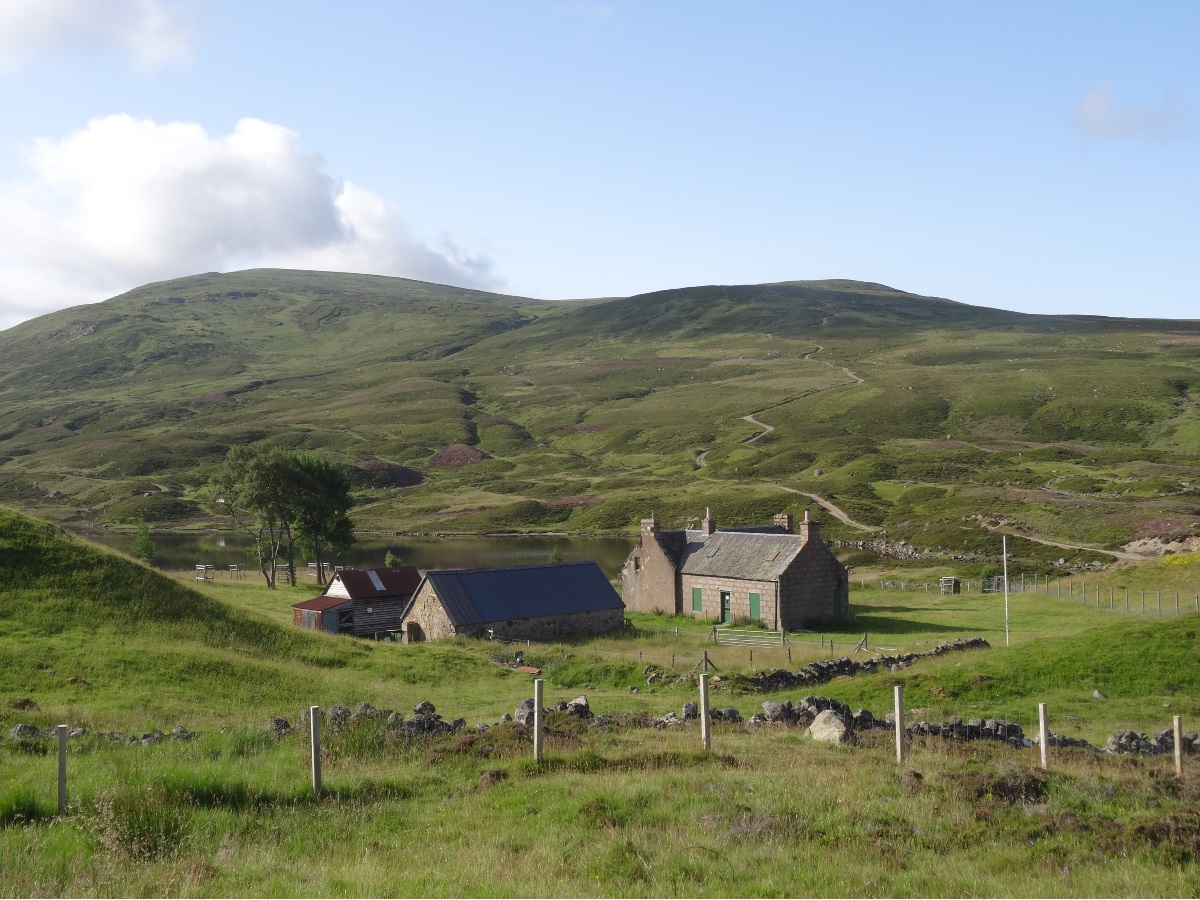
213, 444, 355, 588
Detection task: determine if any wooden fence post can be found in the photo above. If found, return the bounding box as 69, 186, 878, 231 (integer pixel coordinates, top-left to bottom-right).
1158, 591, 1162, 617
309, 706, 322, 796
1038, 703, 1049, 771
700, 673, 712, 752
1174, 715, 1183, 778
894, 685, 905, 764
57, 724, 67, 814
533, 678, 544, 762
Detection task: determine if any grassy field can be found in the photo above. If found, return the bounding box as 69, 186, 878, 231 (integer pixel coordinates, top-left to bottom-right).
0, 270, 1198, 574
3, 507, 1200, 896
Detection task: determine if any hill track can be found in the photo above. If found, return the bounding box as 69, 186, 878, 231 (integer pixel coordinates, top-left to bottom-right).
981, 524, 1150, 562
775, 487, 880, 532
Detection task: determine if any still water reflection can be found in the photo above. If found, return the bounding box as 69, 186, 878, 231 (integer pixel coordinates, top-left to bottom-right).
72, 528, 637, 582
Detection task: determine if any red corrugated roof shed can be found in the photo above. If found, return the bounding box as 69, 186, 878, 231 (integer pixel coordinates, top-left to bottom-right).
328, 567, 421, 599
293, 595, 353, 612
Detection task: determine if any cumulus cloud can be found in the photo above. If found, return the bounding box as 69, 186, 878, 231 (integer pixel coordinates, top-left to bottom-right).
0, 0, 194, 72
1073, 81, 1191, 141
0, 115, 501, 329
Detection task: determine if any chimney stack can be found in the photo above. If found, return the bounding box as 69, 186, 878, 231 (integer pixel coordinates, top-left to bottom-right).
701, 506, 716, 536
773, 512, 794, 533
641, 516, 659, 535
798, 509, 820, 544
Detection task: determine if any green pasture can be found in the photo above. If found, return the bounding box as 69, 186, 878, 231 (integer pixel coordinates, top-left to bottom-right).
3, 507, 1200, 895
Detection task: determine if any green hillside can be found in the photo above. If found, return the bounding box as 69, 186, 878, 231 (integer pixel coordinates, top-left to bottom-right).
1, 269, 1199, 571
2, 507, 1198, 897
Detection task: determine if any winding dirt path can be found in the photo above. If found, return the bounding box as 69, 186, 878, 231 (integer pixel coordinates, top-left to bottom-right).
774, 487, 880, 532
981, 525, 1150, 562
741, 414, 774, 443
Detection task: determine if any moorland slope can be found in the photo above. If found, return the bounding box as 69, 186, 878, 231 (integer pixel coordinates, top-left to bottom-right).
2, 270, 1199, 571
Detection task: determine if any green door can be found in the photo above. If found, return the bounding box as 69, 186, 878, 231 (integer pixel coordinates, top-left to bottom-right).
749, 592, 761, 620
720, 591, 732, 623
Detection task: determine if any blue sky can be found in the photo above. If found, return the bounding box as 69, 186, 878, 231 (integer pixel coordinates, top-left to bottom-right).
0, 1, 1196, 328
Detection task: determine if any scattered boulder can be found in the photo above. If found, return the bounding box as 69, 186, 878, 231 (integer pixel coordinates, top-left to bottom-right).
328, 705, 352, 729
682, 702, 699, 720
808, 710, 850, 744
412, 701, 437, 718
268, 717, 291, 738
514, 699, 537, 726
565, 696, 592, 718
9, 724, 39, 739
762, 700, 790, 723
1093, 690, 1107, 700
170, 726, 197, 741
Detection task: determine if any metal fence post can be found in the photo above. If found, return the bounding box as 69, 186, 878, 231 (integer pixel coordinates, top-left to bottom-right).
700, 673, 712, 752
533, 678, 544, 762
1038, 703, 1049, 771
309, 705, 322, 795
57, 724, 67, 814
894, 685, 905, 764
1174, 715, 1183, 778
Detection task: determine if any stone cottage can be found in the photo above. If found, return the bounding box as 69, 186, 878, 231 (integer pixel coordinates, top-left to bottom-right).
399, 560, 625, 643
620, 508, 850, 628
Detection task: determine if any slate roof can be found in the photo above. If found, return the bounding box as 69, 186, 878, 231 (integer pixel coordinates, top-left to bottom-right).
412, 561, 624, 627
676, 529, 805, 581
327, 567, 421, 599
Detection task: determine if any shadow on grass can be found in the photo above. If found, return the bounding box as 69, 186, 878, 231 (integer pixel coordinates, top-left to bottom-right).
520, 749, 737, 777
851, 614, 967, 635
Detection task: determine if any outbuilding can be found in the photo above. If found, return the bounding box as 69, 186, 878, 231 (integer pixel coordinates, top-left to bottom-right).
400, 560, 625, 643
293, 566, 421, 638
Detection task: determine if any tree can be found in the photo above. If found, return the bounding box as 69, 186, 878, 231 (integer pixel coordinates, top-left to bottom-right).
384, 550, 402, 568
214, 444, 299, 589
130, 521, 155, 561
213, 444, 356, 589
546, 545, 563, 564
292, 453, 356, 585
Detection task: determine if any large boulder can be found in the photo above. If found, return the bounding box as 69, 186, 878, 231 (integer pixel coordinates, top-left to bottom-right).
808, 709, 850, 744
566, 695, 592, 718
515, 698, 537, 726
9, 724, 39, 739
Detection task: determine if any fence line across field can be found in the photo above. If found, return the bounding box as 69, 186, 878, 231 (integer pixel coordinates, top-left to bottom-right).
42, 696, 1188, 812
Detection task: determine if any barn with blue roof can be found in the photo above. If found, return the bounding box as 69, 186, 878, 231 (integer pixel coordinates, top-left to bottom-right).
399, 560, 626, 643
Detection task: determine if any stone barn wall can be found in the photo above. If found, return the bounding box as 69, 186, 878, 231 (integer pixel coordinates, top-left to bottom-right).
401, 582, 455, 642
478, 607, 626, 642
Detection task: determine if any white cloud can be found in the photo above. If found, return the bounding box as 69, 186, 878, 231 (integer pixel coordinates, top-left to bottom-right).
0, 115, 501, 329
0, 0, 194, 72
1073, 81, 1190, 141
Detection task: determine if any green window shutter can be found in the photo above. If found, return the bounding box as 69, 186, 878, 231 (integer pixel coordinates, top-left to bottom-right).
692, 587, 703, 612
749, 592, 760, 619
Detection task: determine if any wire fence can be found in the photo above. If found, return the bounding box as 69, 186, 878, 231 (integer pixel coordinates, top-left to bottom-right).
858, 575, 1200, 617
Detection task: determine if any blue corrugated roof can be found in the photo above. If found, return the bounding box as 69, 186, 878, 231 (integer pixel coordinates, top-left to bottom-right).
419, 561, 624, 626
